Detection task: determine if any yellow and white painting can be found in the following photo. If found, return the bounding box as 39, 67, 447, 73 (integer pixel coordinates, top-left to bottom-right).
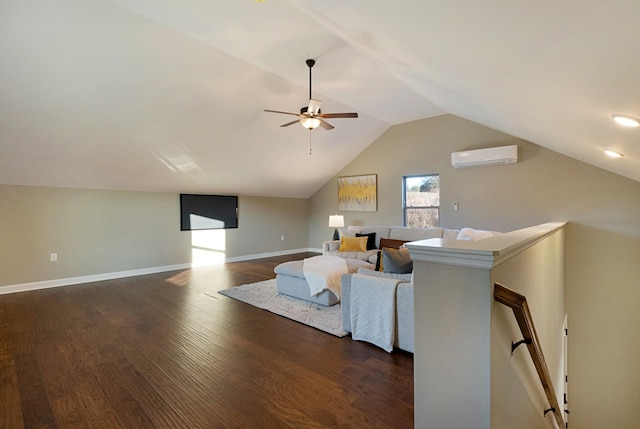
338, 174, 377, 212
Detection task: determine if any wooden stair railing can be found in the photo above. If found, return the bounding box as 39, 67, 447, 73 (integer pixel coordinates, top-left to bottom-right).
494, 283, 566, 428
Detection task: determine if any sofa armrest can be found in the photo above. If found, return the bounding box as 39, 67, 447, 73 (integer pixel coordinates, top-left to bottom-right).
341, 273, 354, 333
356, 267, 413, 283
341, 268, 410, 334
396, 282, 414, 353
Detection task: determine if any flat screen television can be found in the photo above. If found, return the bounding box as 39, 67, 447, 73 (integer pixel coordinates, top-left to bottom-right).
180, 194, 238, 231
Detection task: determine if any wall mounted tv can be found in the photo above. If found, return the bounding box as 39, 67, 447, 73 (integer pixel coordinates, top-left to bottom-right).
180, 194, 238, 231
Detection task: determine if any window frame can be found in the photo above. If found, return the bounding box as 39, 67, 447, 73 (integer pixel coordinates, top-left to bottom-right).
402, 174, 440, 228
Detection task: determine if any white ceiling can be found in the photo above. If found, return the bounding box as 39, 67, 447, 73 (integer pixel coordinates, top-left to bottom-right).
2, 0, 640, 198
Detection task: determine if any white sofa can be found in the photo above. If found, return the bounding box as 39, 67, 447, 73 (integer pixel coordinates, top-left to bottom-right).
322, 226, 461, 262
329, 226, 499, 353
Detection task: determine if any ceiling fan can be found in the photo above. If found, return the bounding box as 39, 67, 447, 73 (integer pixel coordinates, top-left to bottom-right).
264, 59, 358, 131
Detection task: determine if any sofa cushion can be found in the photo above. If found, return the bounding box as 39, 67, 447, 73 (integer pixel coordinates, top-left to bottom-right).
389, 226, 444, 242
382, 247, 413, 274
356, 232, 377, 250
339, 236, 368, 252
443, 228, 461, 239
274, 260, 307, 279
274, 258, 372, 279
337, 228, 356, 240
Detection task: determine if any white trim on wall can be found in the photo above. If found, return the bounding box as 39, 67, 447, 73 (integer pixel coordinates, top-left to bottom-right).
1, 248, 319, 295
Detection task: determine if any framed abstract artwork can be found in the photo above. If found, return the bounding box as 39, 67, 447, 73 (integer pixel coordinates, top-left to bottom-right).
338, 174, 377, 212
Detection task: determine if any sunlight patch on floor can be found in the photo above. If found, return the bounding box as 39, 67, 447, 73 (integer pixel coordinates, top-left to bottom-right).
191, 229, 226, 267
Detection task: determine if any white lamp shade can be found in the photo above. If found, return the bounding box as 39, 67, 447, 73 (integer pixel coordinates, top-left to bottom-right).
328, 215, 344, 228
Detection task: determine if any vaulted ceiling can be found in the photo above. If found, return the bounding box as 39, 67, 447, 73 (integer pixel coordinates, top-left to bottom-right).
2, 1, 640, 198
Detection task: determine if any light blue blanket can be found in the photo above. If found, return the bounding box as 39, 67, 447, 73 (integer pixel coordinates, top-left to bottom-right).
350, 273, 401, 352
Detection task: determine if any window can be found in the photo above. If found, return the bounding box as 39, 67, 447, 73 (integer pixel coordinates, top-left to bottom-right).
403, 174, 440, 228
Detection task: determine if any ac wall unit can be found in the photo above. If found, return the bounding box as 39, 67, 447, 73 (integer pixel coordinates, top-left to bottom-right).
451, 145, 518, 168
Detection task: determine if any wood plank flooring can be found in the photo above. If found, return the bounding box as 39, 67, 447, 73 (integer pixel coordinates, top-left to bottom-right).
0, 253, 413, 428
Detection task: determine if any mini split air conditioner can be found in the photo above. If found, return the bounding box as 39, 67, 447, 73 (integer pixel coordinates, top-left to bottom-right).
451, 145, 518, 168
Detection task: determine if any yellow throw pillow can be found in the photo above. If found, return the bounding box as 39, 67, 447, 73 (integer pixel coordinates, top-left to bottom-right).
339, 236, 368, 252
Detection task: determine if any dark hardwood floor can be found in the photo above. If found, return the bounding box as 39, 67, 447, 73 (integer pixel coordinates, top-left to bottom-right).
1, 253, 413, 428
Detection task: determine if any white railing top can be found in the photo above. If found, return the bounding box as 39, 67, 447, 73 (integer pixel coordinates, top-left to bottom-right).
405, 222, 566, 269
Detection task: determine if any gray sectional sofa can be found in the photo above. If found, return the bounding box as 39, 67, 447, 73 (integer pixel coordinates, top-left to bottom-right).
326, 225, 498, 353
324, 226, 460, 353
322, 226, 461, 261
341, 268, 415, 352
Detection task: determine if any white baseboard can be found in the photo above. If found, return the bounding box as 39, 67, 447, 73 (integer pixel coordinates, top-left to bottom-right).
0, 263, 193, 296
224, 247, 318, 263
0, 248, 321, 295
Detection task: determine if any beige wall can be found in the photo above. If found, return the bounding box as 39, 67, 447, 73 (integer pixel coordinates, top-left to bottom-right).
413, 261, 492, 428
491, 228, 566, 428
412, 225, 566, 428
309, 114, 640, 428
0, 185, 309, 289
225, 195, 309, 257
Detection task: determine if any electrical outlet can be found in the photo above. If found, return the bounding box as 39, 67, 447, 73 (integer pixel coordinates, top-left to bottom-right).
453, 201, 459, 211
50, 253, 58, 262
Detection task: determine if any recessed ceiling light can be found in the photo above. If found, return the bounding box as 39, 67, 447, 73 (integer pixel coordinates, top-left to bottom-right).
604, 149, 624, 158
612, 114, 640, 127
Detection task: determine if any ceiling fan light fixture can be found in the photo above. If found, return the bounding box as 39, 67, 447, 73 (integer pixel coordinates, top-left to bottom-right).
300, 116, 321, 129
612, 114, 640, 127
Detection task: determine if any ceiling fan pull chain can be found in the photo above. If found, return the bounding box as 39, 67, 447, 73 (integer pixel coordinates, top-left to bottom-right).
309, 130, 312, 155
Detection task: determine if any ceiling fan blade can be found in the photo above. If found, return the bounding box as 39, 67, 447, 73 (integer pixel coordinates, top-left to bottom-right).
318, 112, 358, 119
318, 118, 335, 130
264, 109, 302, 117
308, 99, 322, 115
280, 119, 301, 127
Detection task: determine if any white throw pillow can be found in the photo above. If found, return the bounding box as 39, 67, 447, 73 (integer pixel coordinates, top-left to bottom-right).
338, 228, 356, 240
456, 227, 497, 241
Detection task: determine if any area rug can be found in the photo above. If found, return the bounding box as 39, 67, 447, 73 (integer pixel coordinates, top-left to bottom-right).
218, 279, 347, 337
